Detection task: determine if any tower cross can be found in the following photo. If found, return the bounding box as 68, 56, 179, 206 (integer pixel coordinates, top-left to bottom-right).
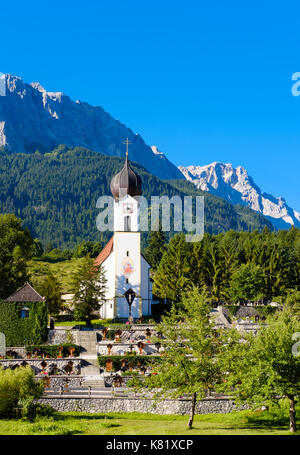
123, 137, 132, 158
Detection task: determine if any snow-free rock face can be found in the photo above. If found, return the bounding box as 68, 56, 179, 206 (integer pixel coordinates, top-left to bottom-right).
0, 74, 183, 180
179, 162, 300, 229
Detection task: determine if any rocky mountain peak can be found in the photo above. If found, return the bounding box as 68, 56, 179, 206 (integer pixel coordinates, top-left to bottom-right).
179, 162, 300, 229
0, 74, 184, 181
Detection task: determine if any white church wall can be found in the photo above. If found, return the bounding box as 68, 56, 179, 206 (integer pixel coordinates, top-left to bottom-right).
101, 252, 116, 299
116, 296, 139, 319
99, 252, 115, 319
115, 231, 141, 318
100, 299, 114, 320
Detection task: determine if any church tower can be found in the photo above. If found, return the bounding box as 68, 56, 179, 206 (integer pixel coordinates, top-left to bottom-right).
95, 139, 152, 320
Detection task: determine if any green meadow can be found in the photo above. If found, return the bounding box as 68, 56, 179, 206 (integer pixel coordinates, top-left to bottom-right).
0, 406, 299, 435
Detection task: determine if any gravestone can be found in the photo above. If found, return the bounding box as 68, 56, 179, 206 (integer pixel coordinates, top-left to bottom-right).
0, 332, 6, 357
105, 359, 113, 372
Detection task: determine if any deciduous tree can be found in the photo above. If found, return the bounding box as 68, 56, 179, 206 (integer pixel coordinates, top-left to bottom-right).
218, 309, 300, 433
132, 287, 221, 428
0, 214, 34, 298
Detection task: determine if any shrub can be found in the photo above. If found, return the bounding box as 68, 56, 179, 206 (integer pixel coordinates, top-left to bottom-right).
0, 365, 44, 418
255, 306, 278, 318
18, 400, 55, 421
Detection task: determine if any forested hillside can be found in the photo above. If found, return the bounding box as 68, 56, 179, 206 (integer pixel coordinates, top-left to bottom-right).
0, 146, 273, 249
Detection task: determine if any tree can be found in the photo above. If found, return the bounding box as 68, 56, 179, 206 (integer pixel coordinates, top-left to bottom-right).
285, 290, 300, 316
218, 231, 239, 300
144, 231, 167, 270
0, 214, 34, 299
206, 242, 223, 301
229, 263, 264, 303
72, 255, 107, 324
73, 241, 103, 258
218, 309, 300, 433
153, 234, 191, 305
38, 273, 63, 320
131, 287, 221, 428
31, 239, 44, 257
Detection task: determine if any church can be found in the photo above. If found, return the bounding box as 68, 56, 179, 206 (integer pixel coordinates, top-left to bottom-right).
94, 146, 153, 320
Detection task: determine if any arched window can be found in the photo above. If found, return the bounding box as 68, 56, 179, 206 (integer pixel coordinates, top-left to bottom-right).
20, 307, 30, 319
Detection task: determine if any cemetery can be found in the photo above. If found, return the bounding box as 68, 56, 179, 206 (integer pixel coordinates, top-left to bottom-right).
0, 279, 274, 403
0, 304, 268, 411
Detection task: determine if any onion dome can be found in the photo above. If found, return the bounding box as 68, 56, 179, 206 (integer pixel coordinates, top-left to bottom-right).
110, 153, 142, 200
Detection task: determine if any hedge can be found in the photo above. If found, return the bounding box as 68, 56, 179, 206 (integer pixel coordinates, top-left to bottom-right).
0, 301, 47, 346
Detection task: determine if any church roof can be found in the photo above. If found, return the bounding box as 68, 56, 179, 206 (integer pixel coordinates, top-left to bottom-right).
94, 236, 152, 268
94, 236, 114, 266
5, 282, 44, 303
235, 306, 259, 318
110, 154, 142, 200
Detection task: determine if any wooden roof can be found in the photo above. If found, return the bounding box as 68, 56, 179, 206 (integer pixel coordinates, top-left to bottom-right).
94, 236, 114, 267
5, 282, 44, 303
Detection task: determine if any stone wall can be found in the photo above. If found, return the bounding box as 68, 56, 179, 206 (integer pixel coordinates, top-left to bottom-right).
45, 376, 83, 388
97, 343, 158, 356
37, 396, 248, 415
47, 329, 79, 345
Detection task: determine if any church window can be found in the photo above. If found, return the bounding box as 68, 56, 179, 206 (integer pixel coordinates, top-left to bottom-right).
20, 307, 30, 319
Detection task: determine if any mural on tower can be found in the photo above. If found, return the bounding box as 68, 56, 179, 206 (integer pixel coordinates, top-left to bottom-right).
121, 258, 135, 276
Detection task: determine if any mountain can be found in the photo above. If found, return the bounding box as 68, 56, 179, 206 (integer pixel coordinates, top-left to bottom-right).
0, 74, 183, 180
178, 162, 300, 229
0, 147, 273, 249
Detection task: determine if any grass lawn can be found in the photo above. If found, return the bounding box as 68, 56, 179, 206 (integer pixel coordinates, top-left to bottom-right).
0, 408, 299, 435
27, 257, 85, 294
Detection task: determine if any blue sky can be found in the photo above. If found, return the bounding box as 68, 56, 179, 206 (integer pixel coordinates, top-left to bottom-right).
1, 0, 300, 211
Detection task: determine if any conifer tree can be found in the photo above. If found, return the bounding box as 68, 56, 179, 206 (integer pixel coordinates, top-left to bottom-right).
72, 255, 107, 325
39, 273, 63, 320
153, 234, 191, 305
229, 263, 264, 303
144, 231, 167, 270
